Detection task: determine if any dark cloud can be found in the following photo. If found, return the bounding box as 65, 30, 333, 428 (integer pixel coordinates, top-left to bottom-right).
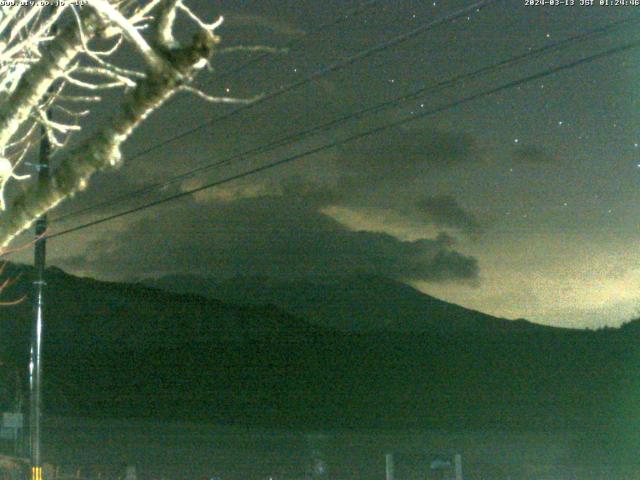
61, 191, 479, 284
338, 126, 481, 180
278, 177, 342, 204
416, 195, 484, 236
512, 145, 557, 164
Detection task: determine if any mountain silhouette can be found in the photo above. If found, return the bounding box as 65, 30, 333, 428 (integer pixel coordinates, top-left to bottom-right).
0, 262, 638, 464
145, 273, 550, 334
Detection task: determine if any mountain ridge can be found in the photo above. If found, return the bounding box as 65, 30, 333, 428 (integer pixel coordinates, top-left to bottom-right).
144, 272, 564, 334
0, 262, 638, 458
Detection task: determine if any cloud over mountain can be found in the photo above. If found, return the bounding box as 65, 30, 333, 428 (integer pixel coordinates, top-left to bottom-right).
61, 190, 479, 283
416, 194, 484, 236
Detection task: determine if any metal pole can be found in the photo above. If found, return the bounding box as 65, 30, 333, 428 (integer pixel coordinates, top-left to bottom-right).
385, 453, 394, 480
30, 115, 51, 480
454, 453, 463, 480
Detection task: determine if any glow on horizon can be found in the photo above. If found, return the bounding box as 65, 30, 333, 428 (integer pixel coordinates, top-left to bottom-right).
323, 205, 640, 329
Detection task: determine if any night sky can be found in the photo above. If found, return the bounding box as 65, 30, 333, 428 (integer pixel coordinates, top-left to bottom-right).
8, 0, 640, 329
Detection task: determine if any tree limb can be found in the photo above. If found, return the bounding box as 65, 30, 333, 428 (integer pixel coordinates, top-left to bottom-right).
0, 25, 217, 247
0, 10, 101, 151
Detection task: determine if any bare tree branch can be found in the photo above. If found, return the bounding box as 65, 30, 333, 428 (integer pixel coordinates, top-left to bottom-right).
86, 0, 164, 71
179, 85, 260, 104
0, 1, 219, 247
0, 10, 101, 151
0, 1, 255, 251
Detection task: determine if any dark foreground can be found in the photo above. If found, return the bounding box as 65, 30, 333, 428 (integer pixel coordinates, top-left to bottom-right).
38, 417, 639, 480
0, 266, 638, 478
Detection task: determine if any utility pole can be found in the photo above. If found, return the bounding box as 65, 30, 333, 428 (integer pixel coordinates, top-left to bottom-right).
454, 453, 463, 480
29, 10, 57, 477
30, 112, 51, 480
385, 453, 394, 480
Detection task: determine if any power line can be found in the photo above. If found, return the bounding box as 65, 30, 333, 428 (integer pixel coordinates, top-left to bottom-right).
117, 0, 501, 162
144, 0, 384, 119
46, 37, 640, 241
208, 0, 383, 85
51, 14, 640, 224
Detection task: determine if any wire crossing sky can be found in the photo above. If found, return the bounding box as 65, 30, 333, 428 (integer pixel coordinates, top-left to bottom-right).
50, 13, 640, 225
8, 0, 640, 329
47, 35, 640, 240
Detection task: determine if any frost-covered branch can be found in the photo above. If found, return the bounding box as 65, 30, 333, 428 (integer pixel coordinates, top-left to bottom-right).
179, 85, 260, 104
86, 0, 164, 71
0, 0, 276, 248
0, 0, 221, 247
0, 7, 101, 151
